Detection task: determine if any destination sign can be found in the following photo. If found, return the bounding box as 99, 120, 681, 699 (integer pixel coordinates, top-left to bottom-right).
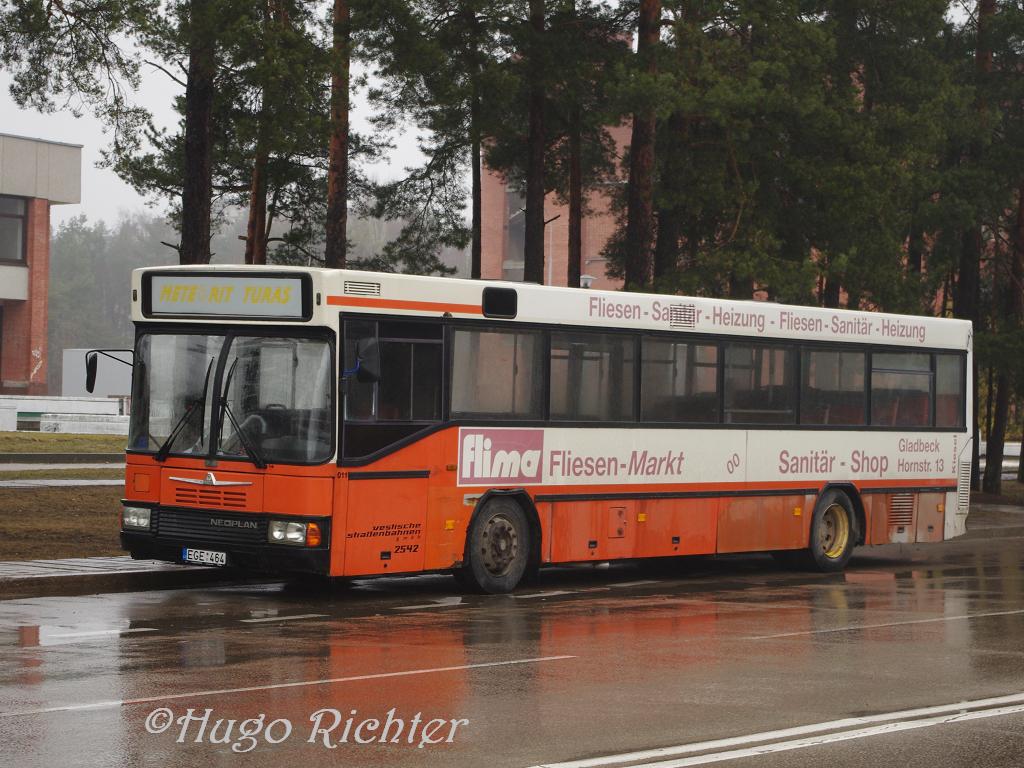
148, 275, 306, 319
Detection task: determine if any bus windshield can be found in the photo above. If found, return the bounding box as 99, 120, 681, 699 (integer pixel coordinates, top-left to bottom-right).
129, 332, 334, 464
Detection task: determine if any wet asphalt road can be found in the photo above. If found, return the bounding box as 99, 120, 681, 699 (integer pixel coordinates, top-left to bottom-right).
3, 504, 1024, 768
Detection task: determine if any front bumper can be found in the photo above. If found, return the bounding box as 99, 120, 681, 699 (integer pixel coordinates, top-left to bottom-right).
120, 506, 331, 575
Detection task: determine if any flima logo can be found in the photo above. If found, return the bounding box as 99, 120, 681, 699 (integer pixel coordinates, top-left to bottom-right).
459, 429, 544, 485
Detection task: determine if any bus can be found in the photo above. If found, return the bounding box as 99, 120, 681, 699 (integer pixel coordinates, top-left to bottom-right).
114, 265, 972, 593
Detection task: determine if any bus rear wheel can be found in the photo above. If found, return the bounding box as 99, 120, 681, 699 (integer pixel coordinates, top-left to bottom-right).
806, 489, 857, 572
461, 498, 531, 594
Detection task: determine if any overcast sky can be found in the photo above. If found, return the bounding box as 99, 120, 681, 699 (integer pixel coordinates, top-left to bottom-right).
1, 62, 424, 229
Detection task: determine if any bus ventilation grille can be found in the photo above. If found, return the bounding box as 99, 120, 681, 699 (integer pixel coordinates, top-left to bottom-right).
668, 304, 697, 329
174, 487, 248, 510
344, 280, 381, 296
957, 461, 972, 513
888, 493, 914, 526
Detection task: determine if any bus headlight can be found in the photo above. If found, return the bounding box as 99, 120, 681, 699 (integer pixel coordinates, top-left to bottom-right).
268, 520, 308, 545
122, 506, 151, 530
267, 520, 323, 546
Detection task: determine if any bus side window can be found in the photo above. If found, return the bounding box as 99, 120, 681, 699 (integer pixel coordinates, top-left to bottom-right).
550, 332, 636, 422
935, 353, 965, 428
800, 349, 866, 426
640, 338, 719, 423
342, 318, 443, 459
343, 319, 377, 421
723, 343, 797, 424
870, 352, 932, 427
450, 327, 545, 419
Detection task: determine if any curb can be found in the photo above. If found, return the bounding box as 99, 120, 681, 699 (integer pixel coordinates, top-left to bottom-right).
0, 453, 124, 464
0, 567, 258, 601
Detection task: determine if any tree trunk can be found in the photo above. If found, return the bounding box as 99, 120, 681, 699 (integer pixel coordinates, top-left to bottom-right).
325, 0, 350, 269
1012, 184, 1024, 483
568, 104, 582, 288
984, 371, 1010, 494
245, 148, 268, 264
244, 0, 283, 266
470, 82, 482, 280
822, 277, 841, 309
963, 0, 996, 489
653, 207, 679, 281
653, 110, 685, 283
957, 212, 983, 495
623, 0, 660, 288
523, 0, 546, 284
179, 0, 216, 265
907, 216, 925, 274
466, 8, 483, 280
728, 273, 753, 300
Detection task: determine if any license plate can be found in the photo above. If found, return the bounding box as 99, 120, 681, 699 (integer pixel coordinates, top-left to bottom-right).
182, 547, 227, 567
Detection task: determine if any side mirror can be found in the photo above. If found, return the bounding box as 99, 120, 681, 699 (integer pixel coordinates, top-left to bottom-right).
355, 339, 381, 384
85, 352, 98, 393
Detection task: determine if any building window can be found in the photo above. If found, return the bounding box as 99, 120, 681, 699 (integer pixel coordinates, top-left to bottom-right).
0, 197, 26, 263
503, 190, 525, 282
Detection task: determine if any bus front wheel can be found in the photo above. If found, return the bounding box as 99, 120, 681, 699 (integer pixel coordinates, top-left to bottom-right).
806, 489, 858, 572
461, 498, 531, 594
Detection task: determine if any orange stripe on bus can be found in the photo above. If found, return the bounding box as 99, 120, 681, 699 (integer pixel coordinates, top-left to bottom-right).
326, 295, 483, 314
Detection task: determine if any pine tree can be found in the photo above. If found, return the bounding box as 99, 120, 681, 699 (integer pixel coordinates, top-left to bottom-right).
547, 0, 628, 287
0, 0, 157, 153
325, 0, 350, 268
110, 0, 335, 265
359, 0, 509, 276
484, 0, 627, 284
622, 0, 661, 289
523, 0, 548, 284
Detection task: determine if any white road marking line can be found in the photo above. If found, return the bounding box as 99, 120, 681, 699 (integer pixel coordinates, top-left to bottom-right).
239, 613, 327, 624
746, 607, 1024, 639
530, 691, 1024, 768
612, 580, 660, 588
0, 655, 576, 718
394, 596, 464, 610
514, 590, 574, 600
611, 704, 1024, 768
44, 628, 157, 639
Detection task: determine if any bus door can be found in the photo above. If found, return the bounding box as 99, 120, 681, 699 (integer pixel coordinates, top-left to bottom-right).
344, 474, 429, 575
340, 317, 443, 575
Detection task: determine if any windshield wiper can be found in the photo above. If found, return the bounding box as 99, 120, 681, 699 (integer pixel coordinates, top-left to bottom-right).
215, 358, 267, 469
154, 359, 214, 462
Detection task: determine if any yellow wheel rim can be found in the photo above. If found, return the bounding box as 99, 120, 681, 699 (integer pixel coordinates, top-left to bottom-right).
819, 503, 850, 559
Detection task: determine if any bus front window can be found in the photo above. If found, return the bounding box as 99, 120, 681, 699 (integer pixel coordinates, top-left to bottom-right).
129, 332, 333, 464
217, 336, 334, 464
129, 333, 224, 455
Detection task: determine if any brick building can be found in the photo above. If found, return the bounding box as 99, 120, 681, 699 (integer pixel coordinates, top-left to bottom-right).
480, 125, 629, 290
0, 133, 82, 395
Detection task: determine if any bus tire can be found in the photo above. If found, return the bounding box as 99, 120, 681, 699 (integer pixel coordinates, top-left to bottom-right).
463, 498, 531, 594
807, 489, 858, 572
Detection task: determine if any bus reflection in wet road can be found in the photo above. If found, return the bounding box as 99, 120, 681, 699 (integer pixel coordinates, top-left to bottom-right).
2, 504, 1024, 768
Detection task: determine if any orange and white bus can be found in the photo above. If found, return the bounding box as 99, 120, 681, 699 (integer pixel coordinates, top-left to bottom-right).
116, 265, 972, 592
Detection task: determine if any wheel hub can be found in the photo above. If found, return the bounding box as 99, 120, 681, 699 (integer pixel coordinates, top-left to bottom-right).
480, 514, 519, 577
819, 503, 850, 559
